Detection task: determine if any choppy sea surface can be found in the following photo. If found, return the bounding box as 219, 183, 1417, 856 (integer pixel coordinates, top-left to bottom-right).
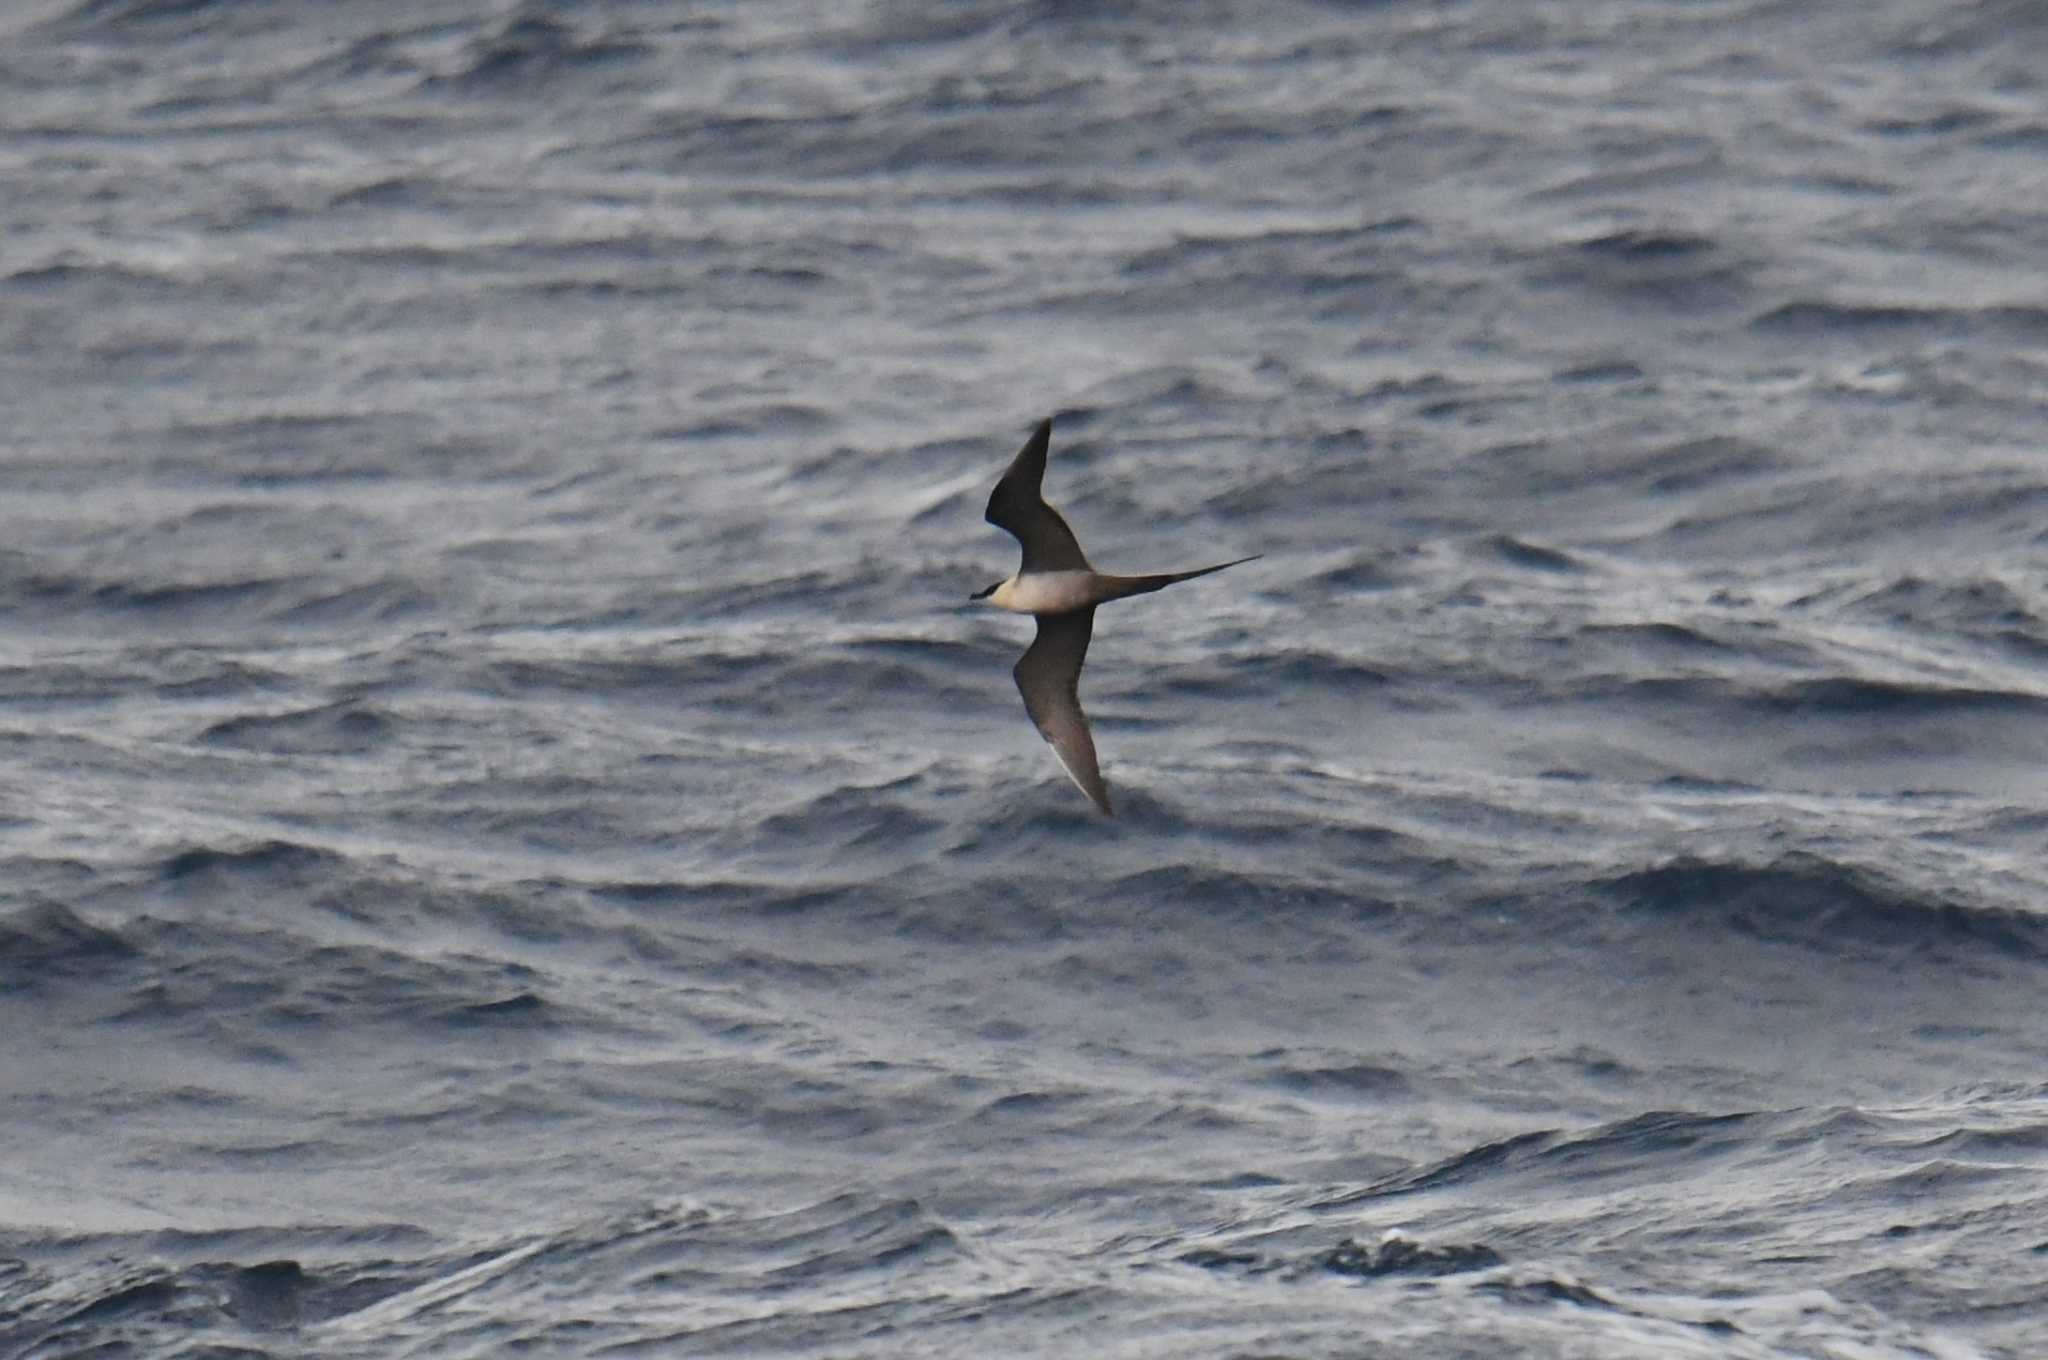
5, 1, 2048, 1355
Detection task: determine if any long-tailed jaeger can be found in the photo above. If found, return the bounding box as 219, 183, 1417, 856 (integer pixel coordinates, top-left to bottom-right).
971, 416, 1258, 815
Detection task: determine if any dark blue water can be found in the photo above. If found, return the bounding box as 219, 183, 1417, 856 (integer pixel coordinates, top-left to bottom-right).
5, 2, 2048, 1355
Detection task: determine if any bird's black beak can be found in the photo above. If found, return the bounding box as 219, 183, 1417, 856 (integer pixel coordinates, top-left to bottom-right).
969, 582, 999, 601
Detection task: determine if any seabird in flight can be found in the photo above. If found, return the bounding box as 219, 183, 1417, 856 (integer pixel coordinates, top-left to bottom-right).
971, 417, 1258, 815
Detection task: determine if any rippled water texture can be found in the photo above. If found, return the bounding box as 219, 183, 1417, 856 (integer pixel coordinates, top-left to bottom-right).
4, 1, 2048, 1356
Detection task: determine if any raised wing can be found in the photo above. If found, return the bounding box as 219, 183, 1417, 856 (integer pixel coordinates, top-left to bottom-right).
985, 418, 1092, 573
1012, 607, 1111, 815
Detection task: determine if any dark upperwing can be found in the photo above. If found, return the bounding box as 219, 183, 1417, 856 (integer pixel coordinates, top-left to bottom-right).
1013, 607, 1112, 815
985, 418, 1093, 574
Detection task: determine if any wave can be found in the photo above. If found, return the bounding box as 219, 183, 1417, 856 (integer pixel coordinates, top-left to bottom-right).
2, 259, 190, 294
1262, 1060, 1412, 1101
1757, 676, 2048, 718
426, 15, 652, 93
1301, 549, 1411, 594
1883, 1, 2048, 58
0, 1223, 433, 1354
753, 786, 949, 856
0, 900, 135, 972
1538, 226, 1754, 311
1181, 1230, 1502, 1280
156, 837, 348, 886
1752, 299, 2048, 341
1559, 672, 2048, 727
1310, 1106, 1867, 1215
1574, 620, 1739, 657
0, 568, 301, 620
42, 0, 246, 34
1597, 853, 2048, 959
1632, 435, 1789, 496
90, 922, 562, 1043
310, 1196, 968, 1351
197, 701, 397, 756
1465, 533, 1586, 574
1453, 432, 1791, 509
482, 640, 991, 713
1106, 863, 1385, 921
1842, 573, 2048, 659
1122, 220, 1411, 282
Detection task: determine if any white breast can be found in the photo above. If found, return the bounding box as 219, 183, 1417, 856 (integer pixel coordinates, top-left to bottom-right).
990, 570, 1098, 614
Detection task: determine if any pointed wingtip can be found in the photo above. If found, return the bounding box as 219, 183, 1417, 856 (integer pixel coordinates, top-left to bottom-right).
1022, 417, 1052, 459
1046, 740, 1114, 816
987, 417, 1064, 540
1075, 777, 1114, 817
1072, 765, 1113, 816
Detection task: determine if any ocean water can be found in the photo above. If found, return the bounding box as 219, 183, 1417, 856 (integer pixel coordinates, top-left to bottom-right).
4, 0, 2048, 1355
